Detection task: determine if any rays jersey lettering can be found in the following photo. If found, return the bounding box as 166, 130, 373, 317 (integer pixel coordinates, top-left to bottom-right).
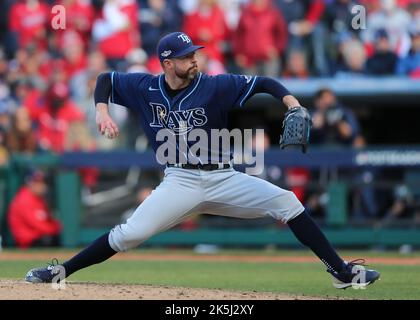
110, 72, 257, 153
149, 103, 208, 135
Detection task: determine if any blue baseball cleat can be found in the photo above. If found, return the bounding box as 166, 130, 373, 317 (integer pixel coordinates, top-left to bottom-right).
327, 259, 380, 289
25, 259, 64, 283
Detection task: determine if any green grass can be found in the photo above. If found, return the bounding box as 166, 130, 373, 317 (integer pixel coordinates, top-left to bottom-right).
9, 247, 420, 258
1, 256, 419, 300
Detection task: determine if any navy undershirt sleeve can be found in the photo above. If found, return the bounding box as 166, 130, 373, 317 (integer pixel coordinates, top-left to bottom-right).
94, 72, 112, 105
253, 76, 291, 100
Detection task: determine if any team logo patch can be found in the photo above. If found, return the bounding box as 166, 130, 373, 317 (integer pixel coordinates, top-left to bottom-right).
178, 34, 191, 43
161, 50, 172, 58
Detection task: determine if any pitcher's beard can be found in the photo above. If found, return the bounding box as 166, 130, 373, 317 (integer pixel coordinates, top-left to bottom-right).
175, 66, 198, 80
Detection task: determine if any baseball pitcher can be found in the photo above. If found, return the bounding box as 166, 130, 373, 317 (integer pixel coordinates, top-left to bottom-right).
25, 32, 379, 289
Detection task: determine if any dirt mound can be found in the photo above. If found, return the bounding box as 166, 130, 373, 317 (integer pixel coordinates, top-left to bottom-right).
0, 280, 325, 300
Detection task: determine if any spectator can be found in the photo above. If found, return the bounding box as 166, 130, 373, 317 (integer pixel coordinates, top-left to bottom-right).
125, 48, 149, 73
0, 51, 18, 116
7, 170, 61, 248
9, 79, 31, 107
31, 81, 99, 189
42, 52, 75, 87
381, 184, 414, 225
396, 25, 420, 78
119, 48, 151, 150
282, 49, 309, 78
366, 29, 399, 75
70, 50, 108, 103
407, 2, 420, 29
8, 0, 50, 52
309, 88, 380, 220
234, 0, 288, 77
21, 80, 47, 123
362, 0, 412, 57
56, 31, 88, 81
217, 0, 246, 30
57, 0, 95, 48
334, 38, 367, 78
178, 0, 199, 14
0, 126, 8, 166
274, 0, 328, 76
35, 82, 86, 153
0, 100, 12, 132
7, 46, 50, 90
324, 0, 361, 40
324, 0, 363, 73
139, 0, 184, 58
310, 87, 365, 147
70, 50, 125, 150
6, 107, 38, 154
92, 0, 140, 69
285, 167, 311, 205
183, 0, 230, 64
0, 1, 15, 58
195, 50, 226, 75
0, 49, 8, 79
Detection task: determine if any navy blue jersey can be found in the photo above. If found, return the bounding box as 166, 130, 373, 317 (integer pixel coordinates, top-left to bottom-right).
111, 72, 257, 163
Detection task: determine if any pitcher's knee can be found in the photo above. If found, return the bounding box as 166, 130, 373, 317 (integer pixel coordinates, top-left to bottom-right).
271, 190, 305, 223
109, 224, 154, 252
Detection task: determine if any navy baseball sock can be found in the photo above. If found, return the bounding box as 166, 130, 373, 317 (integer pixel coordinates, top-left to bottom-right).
287, 211, 345, 273
62, 232, 117, 277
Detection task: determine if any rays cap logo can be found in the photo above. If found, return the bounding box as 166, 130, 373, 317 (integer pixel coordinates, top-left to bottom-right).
157, 32, 204, 62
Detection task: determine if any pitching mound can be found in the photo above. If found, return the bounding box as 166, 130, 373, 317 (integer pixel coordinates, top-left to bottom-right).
0, 280, 325, 300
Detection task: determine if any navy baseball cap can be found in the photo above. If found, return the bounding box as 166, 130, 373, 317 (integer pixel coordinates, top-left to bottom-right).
374, 28, 389, 40
157, 32, 204, 62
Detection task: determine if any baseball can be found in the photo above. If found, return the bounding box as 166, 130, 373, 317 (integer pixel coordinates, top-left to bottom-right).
105, 128, 113, 139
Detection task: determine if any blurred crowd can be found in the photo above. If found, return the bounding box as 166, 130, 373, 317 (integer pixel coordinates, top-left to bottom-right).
0, 0, 420, 163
